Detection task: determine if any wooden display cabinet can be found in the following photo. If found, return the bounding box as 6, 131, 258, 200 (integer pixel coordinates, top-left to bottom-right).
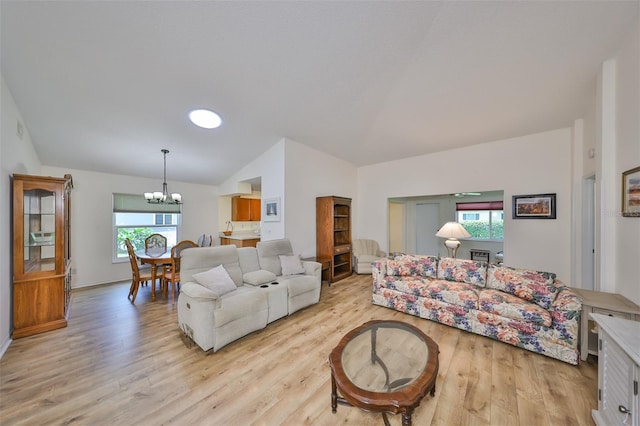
316, 196, 352, 283
12, 174, 72, 338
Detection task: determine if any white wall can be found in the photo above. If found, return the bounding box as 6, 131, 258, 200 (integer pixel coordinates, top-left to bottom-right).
41, 166, 218, 288
220, 140, 286, 241
613, 18, 640, 304
357, 128, 574, 282
395, 192, 505, 261
284, 140, 357, 257
0, 75, 43, 355
220, 138, 358, 256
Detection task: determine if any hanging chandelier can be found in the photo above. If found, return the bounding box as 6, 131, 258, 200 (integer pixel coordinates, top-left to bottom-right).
144, 149, 182, 204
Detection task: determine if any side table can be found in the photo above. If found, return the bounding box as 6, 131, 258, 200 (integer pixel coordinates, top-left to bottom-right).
302, 257, 332, 285
571, 287, 640, 361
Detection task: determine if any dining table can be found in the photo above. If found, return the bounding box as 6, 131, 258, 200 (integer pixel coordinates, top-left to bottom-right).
135, 250, 172, 301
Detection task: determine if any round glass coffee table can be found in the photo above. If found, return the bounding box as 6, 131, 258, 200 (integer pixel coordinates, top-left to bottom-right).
329, 320, 439, 426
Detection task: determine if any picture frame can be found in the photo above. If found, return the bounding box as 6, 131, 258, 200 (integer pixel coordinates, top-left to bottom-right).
263, 197, 281, 222
512, 193, 556, 219
622, 166, 640, 217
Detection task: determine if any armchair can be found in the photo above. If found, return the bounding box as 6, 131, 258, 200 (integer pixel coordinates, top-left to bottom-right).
352, 239, 386, 274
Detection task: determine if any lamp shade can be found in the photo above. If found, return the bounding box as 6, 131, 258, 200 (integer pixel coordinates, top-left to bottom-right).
435, 222, 471, 239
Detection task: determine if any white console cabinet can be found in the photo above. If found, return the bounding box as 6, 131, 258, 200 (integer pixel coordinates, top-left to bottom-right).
590, 313, 640, 426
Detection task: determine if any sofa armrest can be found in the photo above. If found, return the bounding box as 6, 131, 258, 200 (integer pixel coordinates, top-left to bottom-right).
376, 250, 386, 258
302, 260, 321, 278
552, 287, 582, 312
180, 282, 222, 308
372, 258, 387, 288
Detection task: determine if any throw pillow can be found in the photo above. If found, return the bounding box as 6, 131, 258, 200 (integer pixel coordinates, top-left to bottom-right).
243, 269, 277, 286
386, 255, 438, 278
279, 255, 305, 276
436, 257, 488, 287
487, 265, 558, 309
192, 265, 237, 297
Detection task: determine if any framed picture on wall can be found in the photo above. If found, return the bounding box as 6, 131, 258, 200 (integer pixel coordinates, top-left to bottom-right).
263, 197, 281, 222
512, 193, 556, 219
622, 166, 640, 217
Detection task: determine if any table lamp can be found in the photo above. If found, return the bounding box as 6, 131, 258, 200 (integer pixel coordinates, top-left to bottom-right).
435, 221, 471, 258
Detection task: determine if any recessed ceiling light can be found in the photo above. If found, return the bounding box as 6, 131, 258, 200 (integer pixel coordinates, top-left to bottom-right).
188, 109, 222, 129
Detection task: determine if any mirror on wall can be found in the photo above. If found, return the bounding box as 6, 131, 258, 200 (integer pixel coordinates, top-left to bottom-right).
388, 190, 504, 262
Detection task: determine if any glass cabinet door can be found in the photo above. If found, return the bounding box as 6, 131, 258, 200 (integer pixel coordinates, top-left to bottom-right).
22, 187, 57, 273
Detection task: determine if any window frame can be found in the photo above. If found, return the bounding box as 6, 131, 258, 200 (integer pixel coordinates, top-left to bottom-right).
456, 201, 504, 242
112, 193, 182, 263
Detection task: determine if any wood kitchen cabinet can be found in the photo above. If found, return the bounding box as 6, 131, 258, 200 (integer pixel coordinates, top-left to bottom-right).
232, 197, 261, 221
250, 198, 261, 221
220, 237, 260, 248
12, 173, 73, 338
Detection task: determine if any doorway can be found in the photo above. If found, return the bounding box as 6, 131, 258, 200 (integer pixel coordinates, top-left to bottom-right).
388, 202, 406, 254
582, 176, 596, 290
416, 203, 440, 255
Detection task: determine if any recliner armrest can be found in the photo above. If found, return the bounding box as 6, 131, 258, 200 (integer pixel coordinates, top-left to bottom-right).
180, 282, 219, 301
302, 260, 321, 277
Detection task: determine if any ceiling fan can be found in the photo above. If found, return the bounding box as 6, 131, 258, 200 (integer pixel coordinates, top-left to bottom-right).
453, 192, 482, 197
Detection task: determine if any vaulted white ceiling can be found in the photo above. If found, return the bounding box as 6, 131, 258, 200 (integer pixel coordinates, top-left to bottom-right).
1, 1, 638, 185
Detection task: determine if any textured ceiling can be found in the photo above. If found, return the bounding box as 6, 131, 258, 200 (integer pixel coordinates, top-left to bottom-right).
1, 1, 638, 185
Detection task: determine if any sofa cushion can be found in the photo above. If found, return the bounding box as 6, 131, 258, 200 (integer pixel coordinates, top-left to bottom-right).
357, 254, 380, 264
437, 257, 487, 287
243, 269, 277, 286
426, 279, 479, 310
386, 255, 438, 278
192, 265, 238, 297
487, 265, 558, 309
237, 247, 261, 273
180, 245, 244, 286
279, 255, 305, 276
478, 289, 552, 327
379, 276, 433, 297
256, 239, 294, 276
278, 274, 319, 297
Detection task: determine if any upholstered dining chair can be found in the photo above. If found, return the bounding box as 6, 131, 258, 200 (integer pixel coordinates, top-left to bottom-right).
125, 238, 153, 304
197, 234, 213, 247
145, 233, 167, 255
161, 239, 199, 303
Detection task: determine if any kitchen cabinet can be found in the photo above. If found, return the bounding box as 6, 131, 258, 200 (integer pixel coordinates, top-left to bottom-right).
220, 237, 260, 248
232, 197, 261, 221
250, 198, 261, 221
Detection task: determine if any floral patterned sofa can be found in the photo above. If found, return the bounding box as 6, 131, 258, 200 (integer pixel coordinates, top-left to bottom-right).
371, 255, 582, 364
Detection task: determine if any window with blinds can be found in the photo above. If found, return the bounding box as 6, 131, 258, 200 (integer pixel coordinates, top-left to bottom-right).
112, 193, 181, 261
456, 201, 504, 241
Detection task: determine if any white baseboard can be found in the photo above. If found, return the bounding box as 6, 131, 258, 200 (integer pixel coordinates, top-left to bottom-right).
0, 335, 12, 360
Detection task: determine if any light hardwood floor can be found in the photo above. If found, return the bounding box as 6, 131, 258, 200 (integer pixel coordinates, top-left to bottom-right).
1, 274, 598, 425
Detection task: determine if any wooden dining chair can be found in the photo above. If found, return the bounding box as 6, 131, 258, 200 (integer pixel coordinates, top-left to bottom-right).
161, 239, 198, 303
125, 238, 154, 304
145, 233, 168, 255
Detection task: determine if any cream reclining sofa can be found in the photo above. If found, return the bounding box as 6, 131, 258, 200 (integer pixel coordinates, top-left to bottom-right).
177, 239, 321, 352
372, 255, 582, 364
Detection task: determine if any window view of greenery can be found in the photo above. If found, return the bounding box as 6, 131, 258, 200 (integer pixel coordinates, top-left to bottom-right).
457, 210, 504, 240
114, 212, 179, 259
